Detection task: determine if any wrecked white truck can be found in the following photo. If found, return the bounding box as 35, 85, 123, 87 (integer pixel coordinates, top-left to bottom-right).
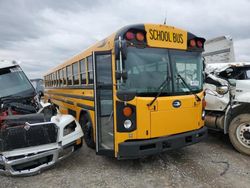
0, 60, 83, 176
204, 62, 250, 155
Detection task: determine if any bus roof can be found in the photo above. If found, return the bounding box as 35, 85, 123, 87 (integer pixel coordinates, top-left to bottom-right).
44, 23, 202, 76
44, 32, 116, 76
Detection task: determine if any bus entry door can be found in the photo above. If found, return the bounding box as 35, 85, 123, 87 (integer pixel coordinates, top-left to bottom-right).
93, 51, 114, 155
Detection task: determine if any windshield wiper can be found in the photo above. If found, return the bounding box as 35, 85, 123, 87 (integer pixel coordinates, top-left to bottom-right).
177, 74, 201, 102
147, 77, 170, 107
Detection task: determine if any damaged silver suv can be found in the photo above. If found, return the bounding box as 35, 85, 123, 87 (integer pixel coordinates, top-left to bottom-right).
0, 60, 83, 176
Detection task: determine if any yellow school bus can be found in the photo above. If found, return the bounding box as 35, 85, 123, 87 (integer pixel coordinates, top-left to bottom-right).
44, 24, 207, 159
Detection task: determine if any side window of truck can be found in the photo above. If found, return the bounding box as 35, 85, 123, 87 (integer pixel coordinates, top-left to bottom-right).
246, 70, 250, 79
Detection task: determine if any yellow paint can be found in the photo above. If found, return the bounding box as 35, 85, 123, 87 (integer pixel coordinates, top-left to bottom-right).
145, 24, 187, 50
115, 92, 204, 147
76, 138, 82, 145
149, 93, 203, 137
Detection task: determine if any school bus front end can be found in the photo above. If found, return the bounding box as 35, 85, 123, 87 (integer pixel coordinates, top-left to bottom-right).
113, 24, 207, 159
44, 23, 207, 159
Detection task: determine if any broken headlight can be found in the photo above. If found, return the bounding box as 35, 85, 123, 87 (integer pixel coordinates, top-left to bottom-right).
63, 121, 77, 136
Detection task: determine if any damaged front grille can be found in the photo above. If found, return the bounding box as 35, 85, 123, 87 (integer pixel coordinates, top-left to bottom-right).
0, 164, 4, 170
12, 155, 53, 171
0, 122, 58, 151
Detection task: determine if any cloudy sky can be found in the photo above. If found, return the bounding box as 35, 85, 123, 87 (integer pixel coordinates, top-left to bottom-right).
0, 0, 249, 78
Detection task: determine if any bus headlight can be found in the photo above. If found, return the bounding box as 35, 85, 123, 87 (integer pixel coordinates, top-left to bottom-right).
117, 101, 136, 132
124, 120, 132, 129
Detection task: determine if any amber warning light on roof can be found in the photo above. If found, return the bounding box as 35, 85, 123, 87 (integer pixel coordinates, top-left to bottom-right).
145, 24, 187, 50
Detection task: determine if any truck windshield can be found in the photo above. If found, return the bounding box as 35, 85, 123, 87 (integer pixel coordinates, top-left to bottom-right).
0, 66, 34, 98
119, 47, 203, 96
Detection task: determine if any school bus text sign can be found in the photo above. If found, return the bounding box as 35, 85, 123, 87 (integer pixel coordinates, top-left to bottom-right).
145, 24, 187, 50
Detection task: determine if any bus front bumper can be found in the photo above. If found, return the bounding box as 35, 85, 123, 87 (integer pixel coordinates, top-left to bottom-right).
118, 126, 207, 159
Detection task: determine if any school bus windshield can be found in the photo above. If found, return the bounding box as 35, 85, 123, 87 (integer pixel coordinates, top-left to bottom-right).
119, 47, 203, 95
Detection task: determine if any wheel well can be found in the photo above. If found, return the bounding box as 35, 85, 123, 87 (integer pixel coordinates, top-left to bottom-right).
79, 110, 92, 125
79, 109, 96, 145
79, 110, 87, 121
225, 104, 250, 133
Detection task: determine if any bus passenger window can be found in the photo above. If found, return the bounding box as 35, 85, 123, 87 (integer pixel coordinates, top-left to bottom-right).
46, 75, 48, 87
63, 68, 66, 85
80, 59, 86, 84
50, 74, 53, 87
46, 76, 48, 87
45, 76, 47, 87
246, 70, 250, 79
73, 62, 79, 85
56, 71, 59, 86
48, 75, 50, 86
53, 72, 56, 86
67, 65, 72, 85
59, 69, 63, 86
57, 70, 61, 86
87, 56, 93, 84
50, 74, 52, 86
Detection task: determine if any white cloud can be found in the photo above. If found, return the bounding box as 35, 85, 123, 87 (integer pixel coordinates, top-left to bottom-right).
234, 38, 250, 61
0, 0, 250, 78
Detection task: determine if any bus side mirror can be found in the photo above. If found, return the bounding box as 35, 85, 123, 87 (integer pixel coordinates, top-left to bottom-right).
115, 70, 128, 81
115, 40, 127, 60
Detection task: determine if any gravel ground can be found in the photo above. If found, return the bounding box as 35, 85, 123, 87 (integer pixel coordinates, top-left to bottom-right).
1, 131, 249, 188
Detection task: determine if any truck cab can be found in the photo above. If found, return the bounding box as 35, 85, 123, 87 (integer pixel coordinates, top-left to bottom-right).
0, 60, 83, 176
204, 62, 250, 156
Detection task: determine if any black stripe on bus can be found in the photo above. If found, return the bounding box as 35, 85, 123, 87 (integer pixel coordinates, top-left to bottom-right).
49, 93, 94, 101
53, 98, 74, 105
77, 103, 95, 111
46, 85, 94, 90
68, 109, 77, 118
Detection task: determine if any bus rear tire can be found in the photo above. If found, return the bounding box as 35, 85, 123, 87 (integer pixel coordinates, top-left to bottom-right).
80, 114, 96, 149
229, 114, 250, 156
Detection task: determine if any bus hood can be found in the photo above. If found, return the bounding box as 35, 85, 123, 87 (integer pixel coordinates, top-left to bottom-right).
136, 94, 203, 139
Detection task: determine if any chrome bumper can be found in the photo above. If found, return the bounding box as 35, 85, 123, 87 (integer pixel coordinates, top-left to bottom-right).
0, 144, 76, 176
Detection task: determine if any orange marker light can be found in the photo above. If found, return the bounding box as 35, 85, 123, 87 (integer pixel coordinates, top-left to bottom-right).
123, 106, 133, 117
197, 40, 203, 48
136, 32, 145, 41
126, 32, 135, 40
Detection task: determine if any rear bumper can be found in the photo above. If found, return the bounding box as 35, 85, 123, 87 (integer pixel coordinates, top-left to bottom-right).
0, 140, 81, 176
118, 126, 207, 159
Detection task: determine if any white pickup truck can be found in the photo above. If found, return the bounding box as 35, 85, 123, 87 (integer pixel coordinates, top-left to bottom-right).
0, 60, 83, 176
204, 62, 250, 156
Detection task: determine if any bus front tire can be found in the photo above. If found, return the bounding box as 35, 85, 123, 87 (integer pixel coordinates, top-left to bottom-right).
80, 115, 96, 149
229, 114, 250, 156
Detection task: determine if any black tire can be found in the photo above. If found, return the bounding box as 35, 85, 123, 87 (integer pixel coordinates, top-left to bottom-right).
80, 114, 96, 149
229, 114, 250, 156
